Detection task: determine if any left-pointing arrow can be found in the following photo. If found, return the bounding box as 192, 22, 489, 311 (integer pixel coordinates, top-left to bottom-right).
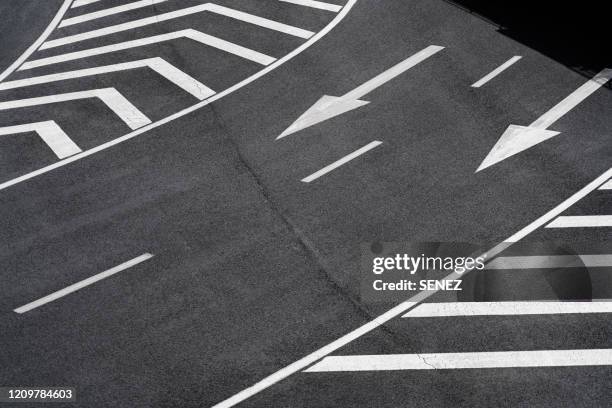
477, 68, 612, 172
277, 45, 444, 139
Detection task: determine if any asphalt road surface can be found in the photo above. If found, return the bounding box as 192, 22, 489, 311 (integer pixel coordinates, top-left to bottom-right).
0, 0, 611, 407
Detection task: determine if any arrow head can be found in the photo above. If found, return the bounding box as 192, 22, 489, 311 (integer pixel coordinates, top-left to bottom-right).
476, 125, 561, 172
276, 95, 370, 139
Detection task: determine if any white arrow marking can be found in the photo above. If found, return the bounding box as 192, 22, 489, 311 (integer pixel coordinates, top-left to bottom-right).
60, 0, 168, 27
277, 45, 444, 139
0, 88, 151, 130
279, 0, 342, 12
41, 3, 313, 49
305, 349, 612, 372
21, 29, 275, 70
2, 58, 214, 100
72, 0, 104, 7
402, 301, 612, 318
0, 121, 81, 159
477, 68, 612, 172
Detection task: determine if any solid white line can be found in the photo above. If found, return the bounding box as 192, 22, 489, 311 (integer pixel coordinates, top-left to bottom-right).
546, 215, 612, 228
0, 0, 73, 83
599, 179, 612, 190
41, 3, 313, 49
301, 141, 382, 183
22, 29, 275, 69
60, 0, 168, 27
279, 0, 342, 12
0, 88, 151, 130
485, 254, 612, 269
402, 301, 612, 318
305, 349, 612, 372
72, 0, 103, 7
531, 68, 612, 129
0, 0, 356, 194
14, 253, 153, 314
2, 58, 214, 100
0, 121, 81, 159
210, 166, 612, 408
471, 55, 522, 88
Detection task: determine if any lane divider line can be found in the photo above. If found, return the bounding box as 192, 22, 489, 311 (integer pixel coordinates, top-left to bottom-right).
14, 253, 153, 314
471, 56, 522, 88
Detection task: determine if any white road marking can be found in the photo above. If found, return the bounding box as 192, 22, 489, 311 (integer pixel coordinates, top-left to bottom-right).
546, 215, 612, 228
0, 0, 72, 83
60, 0, 168, 27
485, 254, 612, 269
278, 45, 444, 138
21, 29, 275, 70
0, 121, 81, 159
72, 0, 104, 7
41, 3, 313, 49
305, 349, 612, 372
599, 179, 612, 190
0, 88, 151, 130
402, 301, 612, 318
471, 55, 522, 88
3, 58, 214, 100
301, 141, 382, 183
14, 253, 153, 314
210, 166, 612, 408
279, 0, 342, 12
0, 0, 357, 193
477, 68, 612, 171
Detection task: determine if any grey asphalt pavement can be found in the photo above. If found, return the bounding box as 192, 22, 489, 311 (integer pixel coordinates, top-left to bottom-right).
0, 0, 610, 407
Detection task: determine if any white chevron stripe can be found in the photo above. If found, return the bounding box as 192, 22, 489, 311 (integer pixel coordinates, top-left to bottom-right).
0, 88, 151, 130
41, 3, 313, 49
61, 0, 168, 27
0, 121, 81, 159
72, 0, 104, 7
3, 58, 214, 100
21, 29, 275, 70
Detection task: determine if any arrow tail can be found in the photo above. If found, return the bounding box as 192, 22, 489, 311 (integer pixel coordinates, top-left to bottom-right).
343, 45, 444, 100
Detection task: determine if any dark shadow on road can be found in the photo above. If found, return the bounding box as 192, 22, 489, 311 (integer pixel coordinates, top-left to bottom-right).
446, 1, 611, 79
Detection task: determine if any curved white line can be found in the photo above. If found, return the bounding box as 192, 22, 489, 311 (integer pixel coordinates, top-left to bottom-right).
0, 0, 359, 192
0, 0, 74, 83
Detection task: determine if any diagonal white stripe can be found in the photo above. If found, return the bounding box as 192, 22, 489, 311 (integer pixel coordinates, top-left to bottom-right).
546, 215, 612, 228
61, 0, 168, 27
0, 121, 81, 159
279, 0, 342, 12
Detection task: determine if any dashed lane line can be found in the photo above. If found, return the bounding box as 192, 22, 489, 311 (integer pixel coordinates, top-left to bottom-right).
0, 88, 151, 130
41, 3, 314, 49
21, 29, 276, 70
2, 57, 215, 100
471, 55, 522, 88
14, 253, 153, 314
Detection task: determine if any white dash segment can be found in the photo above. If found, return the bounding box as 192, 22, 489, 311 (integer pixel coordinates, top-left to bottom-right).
279, 0, 342, 12
402, 301, 612, 318
2, 58, 214, 100
0, 88, 151, 130
72, 0, 104, 8
301, 140, 382, 183
599, 179, 612, 190
14, 253, 153, 314
60, 0, 168, 27
0, 121, 81, 159
23, 29, 275, 69
546, 215, 612, 228
471, 56, 522, 88
42, 3, 313, 49
305, 349, 612, 372
485, 254, 612, 269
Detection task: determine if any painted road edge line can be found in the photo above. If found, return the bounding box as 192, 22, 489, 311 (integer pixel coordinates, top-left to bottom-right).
14, 253, 153, 314
0, 0, 359, 193
305, 349, 612, 372
0, 0, 74, 83
471, 56, 522, 88
210, 168, 612, 408
402, 301, 612, 318
301, 141, 382, 183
